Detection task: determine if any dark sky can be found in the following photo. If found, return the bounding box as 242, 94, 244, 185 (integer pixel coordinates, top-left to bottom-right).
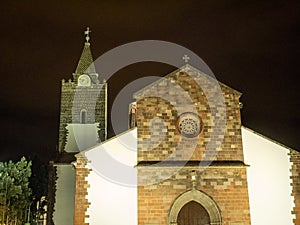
0, 0, 299, 162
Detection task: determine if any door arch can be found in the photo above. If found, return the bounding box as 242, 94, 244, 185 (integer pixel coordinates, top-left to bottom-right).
167, 190, 222, 225
177, 200, 210, 225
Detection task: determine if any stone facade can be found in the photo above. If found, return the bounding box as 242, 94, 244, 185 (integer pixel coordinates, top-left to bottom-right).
69, 59, 299, 224
137, 164, 250, 225
135, 65, 251, 225
59, 79, 107, 151
290, 149, 300, 224
134, 67, 243, 162
74, 155, 90, 225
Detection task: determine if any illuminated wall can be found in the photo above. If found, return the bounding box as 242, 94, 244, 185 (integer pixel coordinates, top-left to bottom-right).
243, 127, 295, 225
53, 165, 75, 225
75, 127, 296, 225
83, 129, 137, 225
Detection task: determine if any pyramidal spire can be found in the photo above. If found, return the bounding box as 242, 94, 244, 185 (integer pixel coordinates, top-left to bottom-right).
74, 27, 97, 75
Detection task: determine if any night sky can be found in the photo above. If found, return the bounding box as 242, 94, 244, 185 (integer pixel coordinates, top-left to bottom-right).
0, 1, 299, 162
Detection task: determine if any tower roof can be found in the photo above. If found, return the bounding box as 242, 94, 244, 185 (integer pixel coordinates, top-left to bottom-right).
75, 42, 97, 75
74, 27, 96, 75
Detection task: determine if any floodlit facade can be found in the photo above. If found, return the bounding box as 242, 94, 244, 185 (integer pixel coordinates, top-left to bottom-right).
73, 64, 299, 225
49, 29, 300, 225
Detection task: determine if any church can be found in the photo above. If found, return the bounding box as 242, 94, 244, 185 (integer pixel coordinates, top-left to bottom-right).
48, 29, 300, 225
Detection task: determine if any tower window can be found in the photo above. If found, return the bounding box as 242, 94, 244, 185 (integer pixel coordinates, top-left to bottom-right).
80, 109, 87, 124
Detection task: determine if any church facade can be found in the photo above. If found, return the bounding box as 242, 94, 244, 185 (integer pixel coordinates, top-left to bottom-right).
134, 66, 251, 225
73, 64, 300, 225
49, 29, 300, 225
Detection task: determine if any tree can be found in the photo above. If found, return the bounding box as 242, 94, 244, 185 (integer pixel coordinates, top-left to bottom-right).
0, 157, 32, 225
29, 156, 48, 223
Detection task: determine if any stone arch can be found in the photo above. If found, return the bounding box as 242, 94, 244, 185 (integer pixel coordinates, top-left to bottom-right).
167, 190, 222, 225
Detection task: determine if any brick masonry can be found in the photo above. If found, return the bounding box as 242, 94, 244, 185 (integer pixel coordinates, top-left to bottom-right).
134, 66, 244, 162
138, 165, 250, 225
74, 154, 90, 225
290, 149, 300, 224
135, 65, 251, 225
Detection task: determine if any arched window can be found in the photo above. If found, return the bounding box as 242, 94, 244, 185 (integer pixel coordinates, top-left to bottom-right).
80, 109, 87, 124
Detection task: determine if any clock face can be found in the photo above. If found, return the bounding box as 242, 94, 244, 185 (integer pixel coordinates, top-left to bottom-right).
177, 113, 201, 138
78, 75, 91, 86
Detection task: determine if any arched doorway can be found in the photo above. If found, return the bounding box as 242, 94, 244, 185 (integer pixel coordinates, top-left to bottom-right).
177, 201, 210, 225
167, 190, 221, 225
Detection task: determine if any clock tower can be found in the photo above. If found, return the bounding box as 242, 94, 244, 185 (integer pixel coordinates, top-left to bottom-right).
48, 28, 107, 225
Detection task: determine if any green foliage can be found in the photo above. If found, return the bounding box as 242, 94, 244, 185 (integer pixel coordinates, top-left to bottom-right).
29, 156, 49, 220
0, 157, 32, 225
29, 156, 48, 203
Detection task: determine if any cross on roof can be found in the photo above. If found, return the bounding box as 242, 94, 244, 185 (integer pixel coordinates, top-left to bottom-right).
84, 27, 91, 43
182, 54, 190, 63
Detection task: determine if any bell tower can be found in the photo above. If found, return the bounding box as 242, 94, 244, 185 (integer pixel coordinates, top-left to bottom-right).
58, 27, 107, 153
48, 27, 107, 225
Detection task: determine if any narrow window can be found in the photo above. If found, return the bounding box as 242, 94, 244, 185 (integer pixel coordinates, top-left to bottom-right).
80, 109, 87, 124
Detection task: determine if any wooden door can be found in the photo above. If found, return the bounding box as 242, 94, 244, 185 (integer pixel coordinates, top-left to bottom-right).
177, 201, 210, 225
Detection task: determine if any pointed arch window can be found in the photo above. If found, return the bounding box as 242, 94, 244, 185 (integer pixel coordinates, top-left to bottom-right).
80, 109, 87, 124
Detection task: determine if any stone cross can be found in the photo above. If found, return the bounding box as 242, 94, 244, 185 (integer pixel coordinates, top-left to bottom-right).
84, 27, 91, 43
182, 54, 190, 63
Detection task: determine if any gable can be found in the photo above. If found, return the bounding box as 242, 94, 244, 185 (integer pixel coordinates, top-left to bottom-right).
134, 64, 244, 162
133, 64, 242, 99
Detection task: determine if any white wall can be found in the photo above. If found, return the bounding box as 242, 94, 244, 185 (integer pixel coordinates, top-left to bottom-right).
65, 123, 100, 152
84, 129, 137, 225
242, 127, 295, 225
81, 127, 295, 225
53, 164, 75, 225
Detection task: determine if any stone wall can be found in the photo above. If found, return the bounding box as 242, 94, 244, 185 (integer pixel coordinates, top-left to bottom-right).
138, 165, 251, 225
290, 149, 300, 224
74, 154, 90, 225
58, 80, 107, 152
134, 66, 244, 162
135, 65, 251, 225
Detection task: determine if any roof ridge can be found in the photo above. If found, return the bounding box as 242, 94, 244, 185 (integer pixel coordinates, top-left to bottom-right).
133, 64, 242, 98
242, 126, 298, 152
75, 127, 137, 156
